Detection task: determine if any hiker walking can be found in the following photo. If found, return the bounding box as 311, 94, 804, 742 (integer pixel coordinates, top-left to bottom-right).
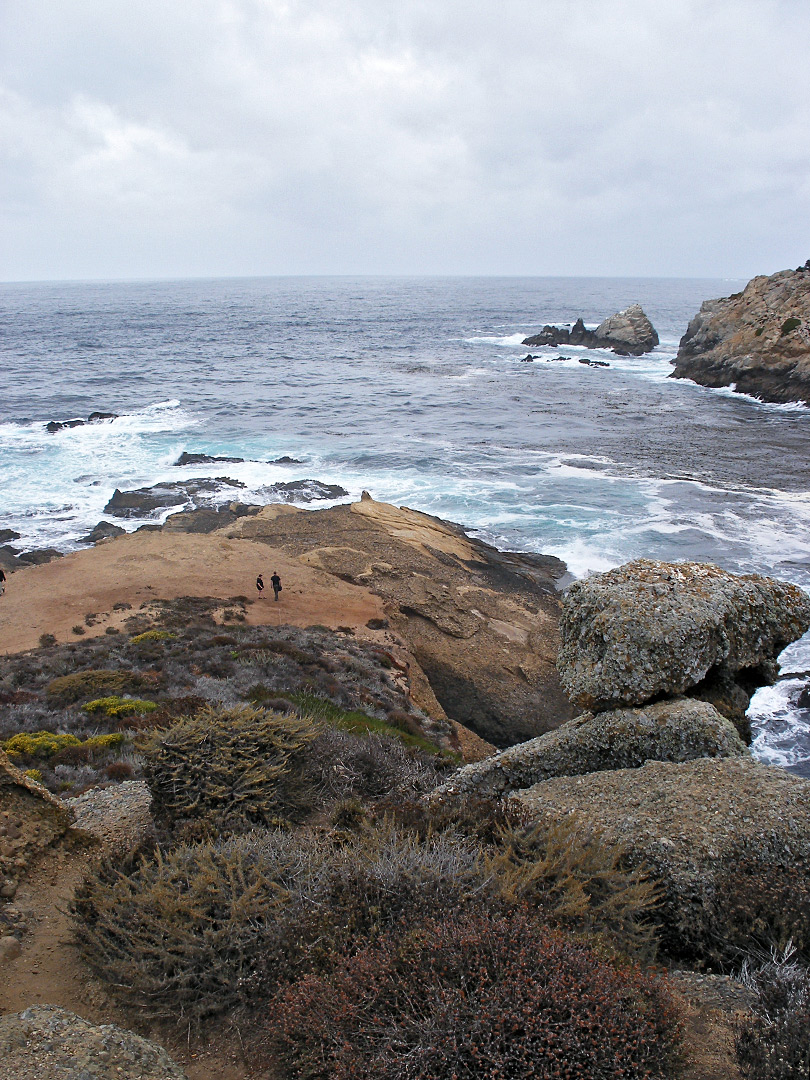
256, 573, 265, 598
0, 567, 5, 596
270, 572, 282, 601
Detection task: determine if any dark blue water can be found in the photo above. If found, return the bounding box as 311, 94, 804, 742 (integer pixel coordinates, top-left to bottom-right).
2, 275, 810, 772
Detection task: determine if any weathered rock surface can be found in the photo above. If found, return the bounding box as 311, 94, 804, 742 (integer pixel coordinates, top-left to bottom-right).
260, 479, 349, 502
0, 1006, 187, 1079
0, 749, 74, 904
0, 530, 21, 544
558, 559, 810, 737
221, 495, 573, 745
433, 698, 747, 799
512, 756, 810, 959
671, 263, 810, 404
523, 304, 659, 355
45, 411, 117, 433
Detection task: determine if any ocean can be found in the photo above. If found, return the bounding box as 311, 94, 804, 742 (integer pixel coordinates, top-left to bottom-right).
2, 275, 809, 774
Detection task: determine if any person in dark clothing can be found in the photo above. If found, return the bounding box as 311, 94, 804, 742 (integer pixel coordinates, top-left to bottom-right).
270, 572, 282, 601
256, 573, 265, 598
0, 567, 5, 596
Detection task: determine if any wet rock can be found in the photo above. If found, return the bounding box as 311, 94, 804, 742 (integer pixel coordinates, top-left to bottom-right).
0, 530, 21, 544
523, 305, 659, 356
558, 559, 810, 733
45, 411, 117, 433
0, 546, 64, 572
671, 265, 810, 404
172, 451, 245, 466
434, 697, 747, 799
104, 477, 246, 518
79, 520, 126, 544
0, 1005, 187, 1079
269, 455, 304, 465
263, 479, 349, 503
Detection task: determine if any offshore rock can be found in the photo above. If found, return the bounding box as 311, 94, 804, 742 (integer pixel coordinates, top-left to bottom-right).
45, 411, 117, 433
557, 559, 810, 736
433, 697, 747, 799
105, 478, 247, 518
522, 304, 659, 356
0, 1006, 187, 1079
512, 757, 810, 961
671, 264, 810, 404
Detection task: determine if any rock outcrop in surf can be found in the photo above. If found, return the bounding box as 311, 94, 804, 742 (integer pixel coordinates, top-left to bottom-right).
670, 262, 810, 404
522, 304, 659, 356
557, 559, 810, 741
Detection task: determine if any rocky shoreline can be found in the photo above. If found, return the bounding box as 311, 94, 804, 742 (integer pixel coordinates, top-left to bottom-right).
671, 261, 810, 404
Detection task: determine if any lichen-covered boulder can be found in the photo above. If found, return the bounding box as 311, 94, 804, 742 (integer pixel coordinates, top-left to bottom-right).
432, 698, 747, 800
558, 560, 810, 720
594, 303, 659, 355
0, 1005, 187, 1079
511, 757, 810, 963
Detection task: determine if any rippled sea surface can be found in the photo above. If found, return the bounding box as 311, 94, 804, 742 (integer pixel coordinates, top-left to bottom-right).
2, 275, 810, 773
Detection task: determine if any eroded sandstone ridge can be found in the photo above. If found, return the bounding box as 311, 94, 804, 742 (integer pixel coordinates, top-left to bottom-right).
222, 495, 573, 746
671, 262, 810, 403
523, 304, 659, 355
557, 559, 810, 740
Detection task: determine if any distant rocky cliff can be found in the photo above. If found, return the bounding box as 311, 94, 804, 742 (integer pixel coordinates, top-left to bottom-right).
671, 261, 810, 404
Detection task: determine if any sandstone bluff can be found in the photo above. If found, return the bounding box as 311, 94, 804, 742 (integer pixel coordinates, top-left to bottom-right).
671, 260, 810, 404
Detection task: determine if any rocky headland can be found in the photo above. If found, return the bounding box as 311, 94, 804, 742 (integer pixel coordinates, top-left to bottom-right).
2, 506, 810, 1078
522, 303, 659, 355
670, 261, 810, 404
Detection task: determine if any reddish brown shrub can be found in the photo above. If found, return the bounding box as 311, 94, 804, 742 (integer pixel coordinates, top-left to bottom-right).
268, 911, 683, 1080
105, 761, 135, 781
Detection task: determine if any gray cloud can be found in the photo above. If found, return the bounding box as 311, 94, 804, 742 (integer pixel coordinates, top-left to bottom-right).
1, 0, 809, 279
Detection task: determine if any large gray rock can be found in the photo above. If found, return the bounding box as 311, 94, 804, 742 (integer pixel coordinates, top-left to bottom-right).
594, 303, 659, 355
511, 757, 810, 962
558, 560, 810, 730
671, 263, 810, 404
522, 304, 659, 356
432, 697, 747, 799
0, 1005, 187, 1079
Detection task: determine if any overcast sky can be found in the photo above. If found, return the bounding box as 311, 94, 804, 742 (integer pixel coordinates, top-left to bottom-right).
1, 0, 809, 281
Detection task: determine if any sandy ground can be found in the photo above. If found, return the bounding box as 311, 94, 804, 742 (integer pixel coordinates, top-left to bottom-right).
0, 531, 385, 655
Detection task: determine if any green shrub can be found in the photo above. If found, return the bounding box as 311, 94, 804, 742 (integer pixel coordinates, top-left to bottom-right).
142, 705, 323, 834
38, 634, 57, 647
291, 691, 450, 757
83, 697, 157, 719
130, 630, 176, 644
24, 768, 44, 783
3, 730, 81, 759
268, 911, 683, 1080
780, 317, 801, 336
735, 945, 810, 1080
45, 669, 145, 706
71, 625, 86, 636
